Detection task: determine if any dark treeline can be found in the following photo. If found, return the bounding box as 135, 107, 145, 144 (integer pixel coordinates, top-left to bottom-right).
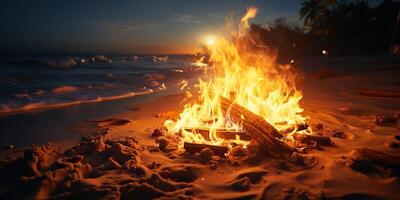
249, 0, 400, 62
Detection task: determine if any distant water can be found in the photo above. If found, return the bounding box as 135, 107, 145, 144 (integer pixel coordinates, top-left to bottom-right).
0, 53, 199, 115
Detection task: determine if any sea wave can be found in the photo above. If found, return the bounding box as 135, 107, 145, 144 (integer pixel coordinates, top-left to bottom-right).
52, 86, 79, 94
32, 57, 78, 68
0, 90, 157, 116
152, 56, 169, 62
0, 53, 201, 115
90, 55, 112, 63
4, 55, 113, 69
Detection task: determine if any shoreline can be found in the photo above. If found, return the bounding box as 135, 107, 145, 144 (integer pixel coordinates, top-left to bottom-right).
0, 89, 180, 148
0, 90, 157, 117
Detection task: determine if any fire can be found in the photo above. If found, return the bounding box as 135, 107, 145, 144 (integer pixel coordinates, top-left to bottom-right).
165, 8, 308, 148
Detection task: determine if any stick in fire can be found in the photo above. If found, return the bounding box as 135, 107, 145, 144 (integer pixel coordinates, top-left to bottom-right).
218, 95, 294, 156
182, 127, 252, 141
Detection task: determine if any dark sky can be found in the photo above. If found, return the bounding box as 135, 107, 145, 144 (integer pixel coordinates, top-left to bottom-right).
0, 0, 384, 54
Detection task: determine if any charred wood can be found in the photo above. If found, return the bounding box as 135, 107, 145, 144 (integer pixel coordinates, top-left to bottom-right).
293, 133, 332, 146
218, 96, 293, 156
183, 142, 228, 157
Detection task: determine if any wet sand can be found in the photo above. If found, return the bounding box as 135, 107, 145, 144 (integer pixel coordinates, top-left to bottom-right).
0, 89, 175, 147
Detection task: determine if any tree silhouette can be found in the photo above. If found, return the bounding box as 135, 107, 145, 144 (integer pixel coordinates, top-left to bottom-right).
300, 0, 326, 30
250, 0, 400, 59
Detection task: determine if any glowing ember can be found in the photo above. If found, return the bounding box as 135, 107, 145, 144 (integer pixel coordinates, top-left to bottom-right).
165, 7, 309, 149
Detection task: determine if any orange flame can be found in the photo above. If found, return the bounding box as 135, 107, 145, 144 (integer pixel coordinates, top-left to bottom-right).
165, 8, 308, 148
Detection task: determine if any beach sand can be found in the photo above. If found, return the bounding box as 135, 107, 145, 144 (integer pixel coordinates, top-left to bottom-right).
0, 68, 399, 199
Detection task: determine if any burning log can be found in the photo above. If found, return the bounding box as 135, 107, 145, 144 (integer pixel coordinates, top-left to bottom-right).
183, 142, 228, 157
293, 133, 332, 146
182, 127, 252, 141
218, 96, 293, 156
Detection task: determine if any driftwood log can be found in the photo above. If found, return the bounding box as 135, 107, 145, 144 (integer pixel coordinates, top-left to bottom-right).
218, 96, 293, 156
359, 89, 400, 98
183, 142, 228, 157
293, 133, 332, 146
182, 127, 252, 141
348, 148, 400, 177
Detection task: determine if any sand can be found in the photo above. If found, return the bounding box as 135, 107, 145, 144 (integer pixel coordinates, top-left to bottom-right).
0, 68, 399, 200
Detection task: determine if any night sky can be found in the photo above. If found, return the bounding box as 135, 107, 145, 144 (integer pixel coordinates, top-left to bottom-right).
0, 0, 385, 54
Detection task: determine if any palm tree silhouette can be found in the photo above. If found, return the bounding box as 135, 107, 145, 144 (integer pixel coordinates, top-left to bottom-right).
300, 0, 326, 28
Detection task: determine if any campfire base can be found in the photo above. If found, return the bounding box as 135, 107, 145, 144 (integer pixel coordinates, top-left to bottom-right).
293, 133, 332, 146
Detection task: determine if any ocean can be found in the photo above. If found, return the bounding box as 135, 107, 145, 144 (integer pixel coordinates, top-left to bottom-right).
0, 53, 204, 147
0, 53, 199, 115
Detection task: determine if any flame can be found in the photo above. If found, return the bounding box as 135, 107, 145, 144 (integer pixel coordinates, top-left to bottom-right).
165, 8, 308, 148
191, 56, 208, 67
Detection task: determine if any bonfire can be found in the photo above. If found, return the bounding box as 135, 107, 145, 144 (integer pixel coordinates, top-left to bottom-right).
165, 8, 311, 156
